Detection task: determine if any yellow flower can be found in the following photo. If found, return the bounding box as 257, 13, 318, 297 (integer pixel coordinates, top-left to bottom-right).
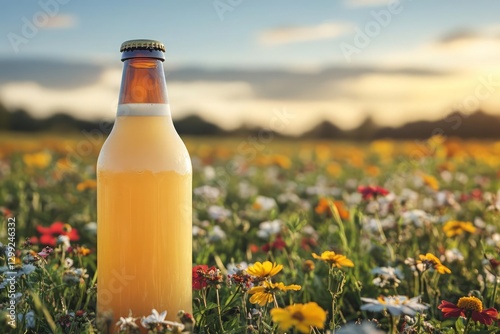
23, 151, 51, 169
442, 220, 476, 237
315, 145, 331, 163
302, 260, 315, 273
312, 251, 354, 268
248, 281, 301, 306
370, 140, 394, 159
271, 302, 326, 333
272, 154, 291, 169
417, 253, 451, 274
77, 179, 97, 191
246, 261, 283, 278
11, 257, 23, 269
249, 285, 274, 306
421, 174, 439, 191
457, 296, 483, 312
273, 282, 301, 292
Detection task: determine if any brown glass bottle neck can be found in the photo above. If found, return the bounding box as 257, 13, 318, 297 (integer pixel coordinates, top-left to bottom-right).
118, 58, 168, 104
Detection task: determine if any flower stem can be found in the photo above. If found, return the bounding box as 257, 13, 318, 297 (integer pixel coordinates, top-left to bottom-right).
490, 273, 498, 307
389, 314, 394, 334
463, 314, 472, 334
375, 213, 394, 263
327, 266, 346, 333
242, 291, 249, 327
215, 288, 225, 332
328, 266, 335, 331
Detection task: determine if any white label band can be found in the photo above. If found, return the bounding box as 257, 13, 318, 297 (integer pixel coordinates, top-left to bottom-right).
117, 104, 171, 116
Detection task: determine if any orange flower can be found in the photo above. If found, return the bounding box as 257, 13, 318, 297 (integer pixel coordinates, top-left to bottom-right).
76, 246, 91, 256
326, 162, 342, 177
77, 179, 97, 191
315, 198, 349, 219
365, 165, 380, 177
56, 158, 73, 171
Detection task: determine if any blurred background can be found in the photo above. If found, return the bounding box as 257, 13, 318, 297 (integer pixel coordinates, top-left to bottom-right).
1, 0, 500, 139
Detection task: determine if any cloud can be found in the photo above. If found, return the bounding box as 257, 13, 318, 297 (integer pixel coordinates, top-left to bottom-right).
257, 22, 351, 45
1, 56, 500, 135
169, 66, 447, 100
0, 58, 103, 89
438, 29, 479, 44
0, 68, 121, 120
43, 14, 77, 29
374, 28, 500, 70
345, 0, 395, 7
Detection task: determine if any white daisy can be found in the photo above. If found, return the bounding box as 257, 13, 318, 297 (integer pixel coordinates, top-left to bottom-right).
360, 295, 428, 316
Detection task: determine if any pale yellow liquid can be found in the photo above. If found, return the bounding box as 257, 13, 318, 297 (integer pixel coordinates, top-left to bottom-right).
97, 106, 192, 325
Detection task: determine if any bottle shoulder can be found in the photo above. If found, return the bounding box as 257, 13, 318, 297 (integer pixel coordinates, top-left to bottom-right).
97, 116, 192, 174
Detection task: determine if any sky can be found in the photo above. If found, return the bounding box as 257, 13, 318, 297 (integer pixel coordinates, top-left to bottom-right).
1, 0, 500, 134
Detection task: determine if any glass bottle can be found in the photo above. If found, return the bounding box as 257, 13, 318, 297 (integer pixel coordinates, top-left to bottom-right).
97, 39, 192, 324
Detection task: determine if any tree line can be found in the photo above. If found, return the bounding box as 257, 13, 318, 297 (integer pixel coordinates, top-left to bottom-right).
0, 102, 498, 140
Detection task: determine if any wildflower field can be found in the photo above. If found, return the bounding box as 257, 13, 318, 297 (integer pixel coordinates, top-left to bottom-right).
1, 133, 500, 333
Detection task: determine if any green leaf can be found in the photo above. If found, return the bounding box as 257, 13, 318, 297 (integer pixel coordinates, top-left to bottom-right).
455, 317, 465, 334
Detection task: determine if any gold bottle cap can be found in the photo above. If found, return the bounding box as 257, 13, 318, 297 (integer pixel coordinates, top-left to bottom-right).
120, 39, 166, 52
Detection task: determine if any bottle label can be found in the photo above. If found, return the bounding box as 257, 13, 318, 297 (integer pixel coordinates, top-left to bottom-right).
117, 104, 171, 116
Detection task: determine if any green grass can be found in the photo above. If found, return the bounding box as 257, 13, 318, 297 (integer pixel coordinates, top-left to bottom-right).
0, 134, 499, 333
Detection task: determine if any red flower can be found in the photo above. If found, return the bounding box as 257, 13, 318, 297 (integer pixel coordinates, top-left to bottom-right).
471, 189, 483, 200
438, 297, 498, 325
300, 237, 318, 251
358, 186, 389, 200
489, 258, 500, 270
75, 310, 85, 317
36, 222, 79, 246
0, 207, 13, 218
192, 265, 208, 290
192, 265, 223, 290
460, 189, 484, 202
261, 235, 286, 252
249, 244, 260, 253
228, 272, 254, 290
